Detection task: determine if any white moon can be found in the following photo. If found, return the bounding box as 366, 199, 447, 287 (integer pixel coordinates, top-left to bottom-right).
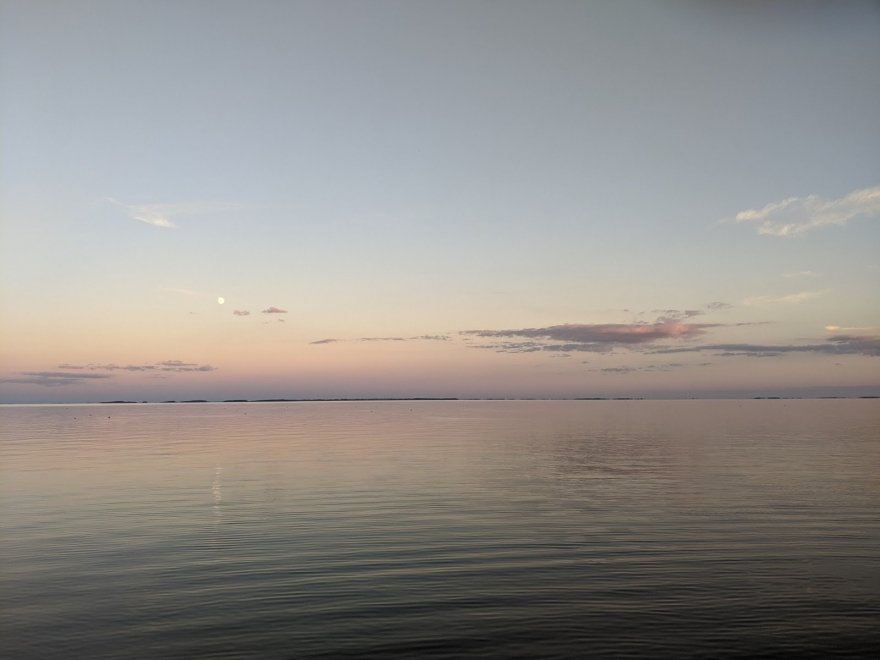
217, 297, 225, 305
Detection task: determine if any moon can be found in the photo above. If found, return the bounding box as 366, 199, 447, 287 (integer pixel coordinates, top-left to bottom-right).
217, 297, 225, 305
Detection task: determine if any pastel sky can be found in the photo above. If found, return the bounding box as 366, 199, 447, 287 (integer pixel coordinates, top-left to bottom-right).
1, 0, 879, 403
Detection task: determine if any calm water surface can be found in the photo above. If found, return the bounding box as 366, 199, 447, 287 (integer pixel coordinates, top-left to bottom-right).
1, 400, 878, 658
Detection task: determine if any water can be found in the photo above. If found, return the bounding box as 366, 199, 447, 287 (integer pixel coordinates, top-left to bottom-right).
1, 400, 878, 658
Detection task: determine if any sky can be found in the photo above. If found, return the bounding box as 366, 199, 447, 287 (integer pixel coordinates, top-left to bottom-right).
1, 0, 879, 403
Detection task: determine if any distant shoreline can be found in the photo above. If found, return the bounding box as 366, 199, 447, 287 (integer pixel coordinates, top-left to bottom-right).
0, 395, 877, 406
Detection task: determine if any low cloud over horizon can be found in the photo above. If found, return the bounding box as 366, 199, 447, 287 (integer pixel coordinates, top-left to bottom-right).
310, 335, 450, 345
462, 318, 717, 354
648, 334, 880, 358
56, 360, 217, 374
301, 302, 880, 365
0, 371, 113, 387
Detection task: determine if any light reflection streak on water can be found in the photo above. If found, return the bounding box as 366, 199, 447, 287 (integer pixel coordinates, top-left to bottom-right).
212, 466, 223, 521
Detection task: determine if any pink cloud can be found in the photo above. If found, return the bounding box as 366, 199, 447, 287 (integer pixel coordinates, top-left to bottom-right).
464, 321, 713, 346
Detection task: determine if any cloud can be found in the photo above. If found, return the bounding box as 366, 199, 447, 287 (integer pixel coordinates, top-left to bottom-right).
233, 310, 250, 316
155, 360, 215, 372
783, 271, 819, 279
652, 309, 702, 322
102, 198, 175, 228
463, 320, 715, 352
56, 360, 216, 373
129, 208, 175, 228
102, 198, 244, 229
0, 371, 113, 387
262, 306, 287, 314
24, 371, 111, 379
730, 185, 880, 237
648, 335, 880, 358
592, 362, 712, 374
310, 334, 451, 345
742, 290, 827, 306
471, 341, 544, 354
618, 303, 730, 323
58, 362, 154, 371
461, 309, 737, 356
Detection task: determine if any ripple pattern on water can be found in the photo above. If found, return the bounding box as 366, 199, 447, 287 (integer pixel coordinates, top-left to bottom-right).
2, 400, 879, 658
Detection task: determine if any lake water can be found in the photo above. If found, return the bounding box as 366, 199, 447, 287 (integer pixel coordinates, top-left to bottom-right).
1, 400, 878, 658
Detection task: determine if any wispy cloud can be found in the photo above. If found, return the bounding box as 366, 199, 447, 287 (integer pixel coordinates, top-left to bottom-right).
729, 185, 880, 237
25, 371, 110, 379
262, 306, 287, 314
648, 334, 880, 358
129, 208, 175, 228
103, 198, 175, 228
57, 360, 216, 373
310, 335, 450, 345
155, 360, 216, 372
783, 270, 819, 279
60, 363, 153, 371
473, 341, 544, 354
102, 198, 243, 229
232, 310, 250, 316
742, 290, 827, 306
0, 371, 113, 387
592, 362, 712, 374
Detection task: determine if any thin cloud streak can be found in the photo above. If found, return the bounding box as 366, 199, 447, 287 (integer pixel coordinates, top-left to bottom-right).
648, 335, 880, 357
23, 371, 111, 379
261, 306, 287, 314
591, 362, 713, 374
0, 371, 113, 387
310, 335, 450, 345
57, 361, 217, 373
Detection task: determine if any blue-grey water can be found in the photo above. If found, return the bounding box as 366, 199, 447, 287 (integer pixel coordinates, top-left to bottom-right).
1, 400, 878, 658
